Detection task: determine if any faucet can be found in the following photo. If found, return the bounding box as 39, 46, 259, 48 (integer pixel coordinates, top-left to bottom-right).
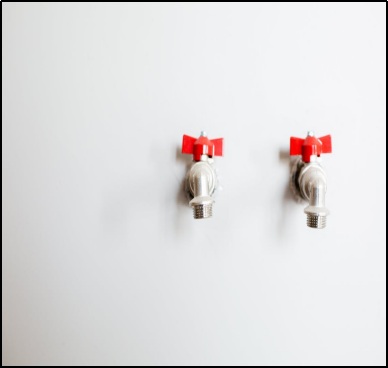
181, 131, 223, 219
290, 131, 332, 228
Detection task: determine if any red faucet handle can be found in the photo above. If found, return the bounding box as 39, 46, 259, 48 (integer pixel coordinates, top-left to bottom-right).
182, 135, 197, 155
319, 135, 332, 154
211, 138, 224, 157
290, 133, 332, 163
182, 133, 224, 161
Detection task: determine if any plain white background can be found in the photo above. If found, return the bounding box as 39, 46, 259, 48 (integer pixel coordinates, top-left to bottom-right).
2, 3, 386, 366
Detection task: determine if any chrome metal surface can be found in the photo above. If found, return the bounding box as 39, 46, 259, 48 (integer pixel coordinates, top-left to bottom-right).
185, 159, 217, 219
291, 160, 329, 229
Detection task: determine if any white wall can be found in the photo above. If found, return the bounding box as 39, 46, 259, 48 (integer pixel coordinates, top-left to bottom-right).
2, 3, 386, 366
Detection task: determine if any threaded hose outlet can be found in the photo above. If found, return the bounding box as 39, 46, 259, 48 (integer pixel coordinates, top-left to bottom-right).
193, 204, 213, 219
306, 214, 327, 229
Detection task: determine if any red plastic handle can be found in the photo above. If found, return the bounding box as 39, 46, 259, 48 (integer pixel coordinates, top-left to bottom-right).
182, 133, 224, 161
290, 133, 332, 163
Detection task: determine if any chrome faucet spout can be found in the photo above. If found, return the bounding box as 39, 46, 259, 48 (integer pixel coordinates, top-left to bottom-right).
181, 132, 223, 219
303, 172, 329, 229
188, 162, 214, 219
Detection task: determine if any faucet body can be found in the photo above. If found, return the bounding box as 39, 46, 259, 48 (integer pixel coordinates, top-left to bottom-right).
182, 132, 223, 219
290, 132, 332, 229
185, 156, 217, 219
291, 159, 329, 228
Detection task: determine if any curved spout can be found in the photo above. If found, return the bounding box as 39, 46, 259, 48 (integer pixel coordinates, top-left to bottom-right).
304, 177, 329, 228
187, 161, 215, 219
299, 164, 329, 229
